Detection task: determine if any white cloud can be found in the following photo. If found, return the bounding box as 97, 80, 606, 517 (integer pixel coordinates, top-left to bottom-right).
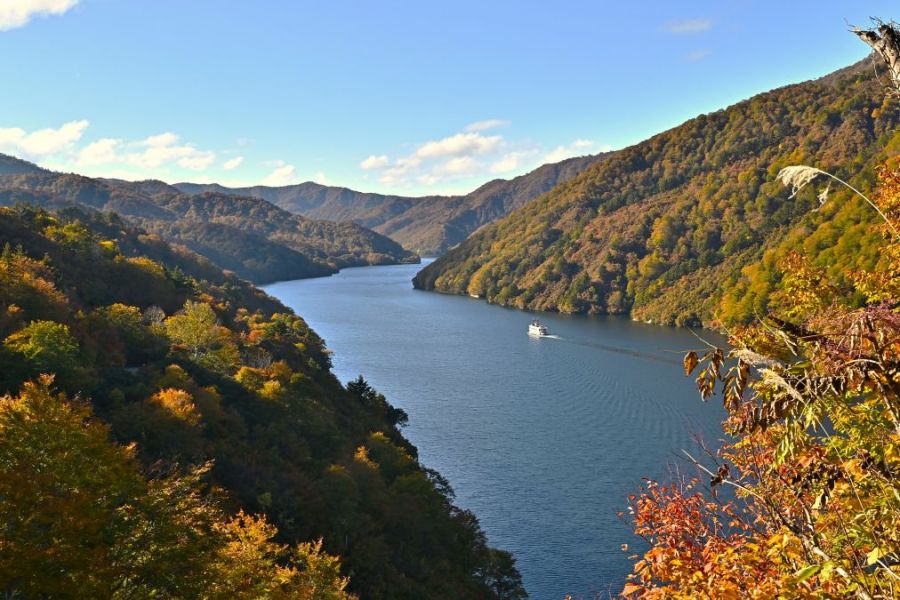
416, 173, 440, 186
367, 128, 509, 188
416, 132, 502, 159
363, 125, 608, 191
177, 153, 216, 170
261, 163, 300, 186
378, 155, 423, 186
360, 154, 389, 170
121, 132, 215, 170
543, 146, 571, 163
77, 137, 121, 165
313, 171, 328, 185
664, 18, 712, 35
394, 156, 422, 171
223, 156, 244, 170
435, 156, 479, 176
0, 0, 78, 31
0, 119, 250, 181
544, 139, 608, 163
0, 119, 88, 156
464, 119, 510, 132
377, 171, 405, 187
142, 132, 178, 147
415, 156, 486, 186
10, 123, 220, 174
490, 151, 535, 174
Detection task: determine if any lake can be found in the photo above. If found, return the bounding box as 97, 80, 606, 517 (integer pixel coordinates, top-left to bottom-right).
264, 261, 727, 599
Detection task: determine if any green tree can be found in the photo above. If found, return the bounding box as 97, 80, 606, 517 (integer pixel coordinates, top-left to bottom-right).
0, 375, 146, 597
0, 376, 356, 599
4, 320, 80, 377
347, 375, 408, 428
0, 203, 523, 600
165, 300, 238, 372
479, 549, 528, 600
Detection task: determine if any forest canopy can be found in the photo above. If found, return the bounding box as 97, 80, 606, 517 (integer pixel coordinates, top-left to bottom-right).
0, 168, 418, 284
0, 204, 523, 599
414, 56, 900, 328
622, 21, 900, 598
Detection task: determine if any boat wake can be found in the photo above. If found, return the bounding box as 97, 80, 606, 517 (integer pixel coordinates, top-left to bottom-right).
528, 326, 675, 365
544, 335, 681, 366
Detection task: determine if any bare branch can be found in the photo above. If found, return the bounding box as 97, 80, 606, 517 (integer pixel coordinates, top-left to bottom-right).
853, 19, 900, 97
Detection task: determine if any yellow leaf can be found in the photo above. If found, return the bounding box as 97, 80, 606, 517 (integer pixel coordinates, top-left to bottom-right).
867, 548, 882, 566
795, 564, 820, 582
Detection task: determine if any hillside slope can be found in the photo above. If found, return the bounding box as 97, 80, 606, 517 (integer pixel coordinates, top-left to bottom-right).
0, 204, 523, 598
413, 60, 900, 326
0, 163, 417, 283
0, 154, 47, 176
177, 153, 610, 255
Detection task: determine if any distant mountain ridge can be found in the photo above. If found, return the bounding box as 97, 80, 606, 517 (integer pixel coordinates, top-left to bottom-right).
0, 158, 417, 283
413, 59, 900, 326
0, 154, 47, 176
177, 153, 611, 255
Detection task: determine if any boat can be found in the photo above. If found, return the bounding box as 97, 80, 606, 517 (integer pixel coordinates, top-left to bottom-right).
528, 319, 549, 337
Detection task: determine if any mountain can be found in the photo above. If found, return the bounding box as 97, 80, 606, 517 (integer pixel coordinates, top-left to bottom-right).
0, 203, 524, 598
413, 60, 900, 326
177, 153, 610, 255
0, 154, 47, 176
0, 167, 417, 283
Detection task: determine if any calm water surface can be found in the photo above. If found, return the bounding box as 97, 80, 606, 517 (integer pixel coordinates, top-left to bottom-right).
264, 261, 726, 599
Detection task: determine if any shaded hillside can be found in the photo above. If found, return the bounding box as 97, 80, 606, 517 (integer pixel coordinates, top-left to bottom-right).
0, 204, 524, 598
175, 180, 438, 228
0, 154, 47, 176
150, 220, 332, 282
413, 59, 900, 326
0, 167, 417, 283
177, 153, 609, 255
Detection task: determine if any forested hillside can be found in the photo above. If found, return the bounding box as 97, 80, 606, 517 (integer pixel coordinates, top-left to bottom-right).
413, 60, 900, 326
0, 204, 523, 598
623, 21, 900, 597
0, 164, 417, 283
177, 153, 609, 255
0, 155, 46, 176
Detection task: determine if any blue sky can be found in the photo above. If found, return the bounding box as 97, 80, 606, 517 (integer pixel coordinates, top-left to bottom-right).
0, 1, 896, 195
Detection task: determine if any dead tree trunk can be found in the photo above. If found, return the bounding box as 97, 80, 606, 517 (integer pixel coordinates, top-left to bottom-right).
854, 20, 900, 97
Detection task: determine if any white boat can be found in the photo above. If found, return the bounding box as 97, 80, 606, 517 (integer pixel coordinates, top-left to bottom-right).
528, 319, 549, 337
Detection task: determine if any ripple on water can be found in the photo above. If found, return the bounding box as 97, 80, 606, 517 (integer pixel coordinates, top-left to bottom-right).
264, 264, 727, 600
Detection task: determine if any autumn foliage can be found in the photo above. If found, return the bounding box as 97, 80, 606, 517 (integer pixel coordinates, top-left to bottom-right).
0, 376, 355, 598
623, 158, 900, 598
0, 205, 524, 598
414, 51, 900, 327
